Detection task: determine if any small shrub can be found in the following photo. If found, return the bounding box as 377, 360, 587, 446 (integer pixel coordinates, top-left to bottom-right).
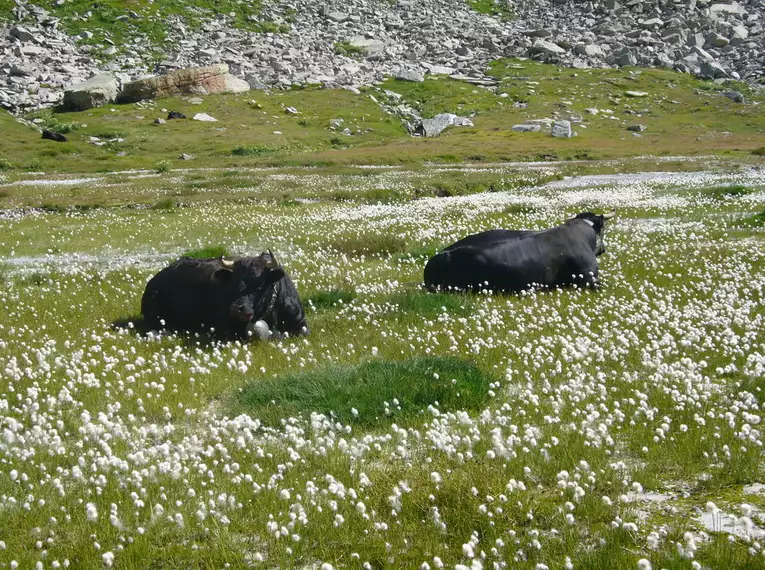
234, 356, 494, 428
0, 158, 12, 170
305, 289, 357, 311
155, 160, 171, 173
752, 147, 765, 157
44, 118, 77, 134
183, 245, 231, 259
330, 137, 344, 147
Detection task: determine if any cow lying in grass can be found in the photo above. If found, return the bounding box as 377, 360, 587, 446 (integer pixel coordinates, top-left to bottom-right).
141, 250, 308, 340
424, 211, 616, 293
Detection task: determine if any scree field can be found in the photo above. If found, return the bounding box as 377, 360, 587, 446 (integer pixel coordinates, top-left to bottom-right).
0, 61, 764, 570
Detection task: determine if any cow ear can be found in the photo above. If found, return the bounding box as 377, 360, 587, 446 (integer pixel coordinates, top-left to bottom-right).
213, 268, 234, 283
267, 268, 286, 283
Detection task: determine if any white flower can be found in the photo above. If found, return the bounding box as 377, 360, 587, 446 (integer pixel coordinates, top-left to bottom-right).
102, 552, 115, 567
86, 503, 98, 522
637, 559, 652, 570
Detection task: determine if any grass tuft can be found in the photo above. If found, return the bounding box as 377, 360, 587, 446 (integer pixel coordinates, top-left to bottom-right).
234, 356, 494, 428
701, 184, 753, 199
740, 209, 765, 227
333, 41, 365, 58
304, 289, 357, 311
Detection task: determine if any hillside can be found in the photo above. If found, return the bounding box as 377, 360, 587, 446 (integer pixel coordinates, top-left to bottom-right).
0, 59, 763, 176
1, 0, 763, 113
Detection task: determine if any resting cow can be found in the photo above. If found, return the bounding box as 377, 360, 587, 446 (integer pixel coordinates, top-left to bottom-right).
141, 250, 308, 340
424, 211, 616, 293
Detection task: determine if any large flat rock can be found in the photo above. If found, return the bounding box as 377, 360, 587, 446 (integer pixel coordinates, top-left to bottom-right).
117, 64, 249, 103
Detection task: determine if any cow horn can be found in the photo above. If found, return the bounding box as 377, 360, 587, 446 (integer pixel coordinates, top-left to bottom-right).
265, 249, 280, 269
602, 209, 616, 220
220, 257, 235, 269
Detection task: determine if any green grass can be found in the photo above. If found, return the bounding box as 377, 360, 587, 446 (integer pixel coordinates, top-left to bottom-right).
741, 209, 765, 227
333, 41, 366, 58
1, 60, 764, 175
332, 233, 409, 256
12, 0, 285, 61
231, 144, 279, 156
386, 290, 476, 318
1, 56, 765, 570
234, 356, 495, 428
182, 245, 230, 259
305, 289, 357, 311
701, 184, 754, 199
467, 0, 515, 21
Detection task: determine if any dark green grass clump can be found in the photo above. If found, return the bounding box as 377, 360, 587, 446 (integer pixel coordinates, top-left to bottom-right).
741, 209, 765, 227
304, 288, 356, 311
235, 356, 494, 428
701, 184, 754, 199
182, 245, 231, 259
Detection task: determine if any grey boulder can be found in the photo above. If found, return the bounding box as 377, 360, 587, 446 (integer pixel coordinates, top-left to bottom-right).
62, 74, 119, 111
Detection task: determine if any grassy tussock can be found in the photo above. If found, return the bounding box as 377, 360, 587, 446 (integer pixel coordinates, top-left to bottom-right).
701, 184, 754, 199
235, 356, 494, 428
304, 288, 357, 311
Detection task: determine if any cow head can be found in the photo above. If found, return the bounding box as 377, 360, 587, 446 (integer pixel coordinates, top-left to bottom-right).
215, 251, 286, 325
568, 210, 616, 256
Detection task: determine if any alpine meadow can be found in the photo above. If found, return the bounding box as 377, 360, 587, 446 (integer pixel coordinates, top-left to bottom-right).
1, 0, 765, 569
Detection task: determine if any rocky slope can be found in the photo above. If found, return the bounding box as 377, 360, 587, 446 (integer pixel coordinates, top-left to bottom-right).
1, 0, 763, 113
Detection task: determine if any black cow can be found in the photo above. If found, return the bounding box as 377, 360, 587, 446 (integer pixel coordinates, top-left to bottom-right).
424, 211, 616, 293
167, 111, 186, 120
42, 129, 68, 142
141, 250, 308, 340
